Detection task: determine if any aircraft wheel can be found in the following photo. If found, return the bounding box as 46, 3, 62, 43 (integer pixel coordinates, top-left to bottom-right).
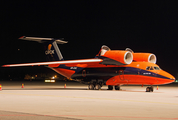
150, 86, 154, 92
146, 86, 153, 92
146, 87, 150, 92
115, 86, 120, 90
108, 85, 113, 90
95, 84, 101, 90
88, 84, 94, 90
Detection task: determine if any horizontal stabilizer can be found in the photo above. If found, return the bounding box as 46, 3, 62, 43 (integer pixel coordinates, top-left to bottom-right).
19, 36, 68, 44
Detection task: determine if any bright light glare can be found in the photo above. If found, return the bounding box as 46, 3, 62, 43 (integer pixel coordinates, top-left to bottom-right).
45, 80, 55, 83
51, 80, 55, 82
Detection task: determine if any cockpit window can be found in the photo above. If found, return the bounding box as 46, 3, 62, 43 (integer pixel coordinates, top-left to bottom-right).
146, 66, 150, 70
146, 66, 161, 70
150, 66, 154, 70
154, 66, 161, 70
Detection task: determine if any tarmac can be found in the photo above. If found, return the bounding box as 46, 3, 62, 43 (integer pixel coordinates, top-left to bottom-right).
0, 80, 178, 120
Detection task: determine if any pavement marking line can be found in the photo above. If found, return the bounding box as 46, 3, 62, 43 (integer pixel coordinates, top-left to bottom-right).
0, 114, 178, 119
0, 92, 178, 106
56, 115, 178, 119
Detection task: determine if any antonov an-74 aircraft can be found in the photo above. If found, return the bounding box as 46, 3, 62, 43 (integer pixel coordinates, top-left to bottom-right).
3, 36, 175, 92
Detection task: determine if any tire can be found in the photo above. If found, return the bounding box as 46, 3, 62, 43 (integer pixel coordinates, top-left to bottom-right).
146, 87, 150, 92
150, 86, 153, 92
88, 84, 94, 90
108, 85, 113, 90
95, 84, 101, 90
146, 86, 154, 92
115, 86, 120, 90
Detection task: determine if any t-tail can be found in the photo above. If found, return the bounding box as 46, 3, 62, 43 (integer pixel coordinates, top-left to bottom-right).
19, 36, 68, 61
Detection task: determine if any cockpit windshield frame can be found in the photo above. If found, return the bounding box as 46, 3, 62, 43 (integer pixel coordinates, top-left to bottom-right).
146, 66, 161, 70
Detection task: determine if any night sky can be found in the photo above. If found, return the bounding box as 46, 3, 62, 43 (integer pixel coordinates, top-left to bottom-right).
0, 1, 178, 78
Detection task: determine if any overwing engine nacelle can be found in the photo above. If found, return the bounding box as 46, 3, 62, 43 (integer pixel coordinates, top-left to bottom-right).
125, 48, 157, 64
97, 45, 133, 65
133, 53, 156, 64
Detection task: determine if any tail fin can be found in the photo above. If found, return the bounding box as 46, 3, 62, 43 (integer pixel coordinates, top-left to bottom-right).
44, 40, 64, 61
19, 36, 68, 61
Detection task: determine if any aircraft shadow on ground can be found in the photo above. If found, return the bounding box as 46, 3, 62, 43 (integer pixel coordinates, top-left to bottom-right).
2, 88, 156, 92
2, 88, 88, 90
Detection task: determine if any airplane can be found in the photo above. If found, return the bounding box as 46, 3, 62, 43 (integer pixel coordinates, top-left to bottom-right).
2, 36, 175, 92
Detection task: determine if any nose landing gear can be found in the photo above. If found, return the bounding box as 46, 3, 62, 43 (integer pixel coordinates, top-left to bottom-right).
146, 86, 153, 92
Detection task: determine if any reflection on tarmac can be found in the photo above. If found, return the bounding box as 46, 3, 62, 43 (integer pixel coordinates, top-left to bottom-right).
0, 81, 178, 120
0, 110, 81, 120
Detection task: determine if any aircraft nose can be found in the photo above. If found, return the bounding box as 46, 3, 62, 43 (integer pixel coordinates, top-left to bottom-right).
166, 72, 175, 81
170, 75, 175, 81
160, 70, 175, 82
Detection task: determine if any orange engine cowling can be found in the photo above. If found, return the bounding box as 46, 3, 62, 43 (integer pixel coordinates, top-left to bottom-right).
133, 53, 157, 64
102, 50, 133, 65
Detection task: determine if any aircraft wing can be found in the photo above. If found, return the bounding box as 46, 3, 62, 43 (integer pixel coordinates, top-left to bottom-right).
2, 59, 103, 67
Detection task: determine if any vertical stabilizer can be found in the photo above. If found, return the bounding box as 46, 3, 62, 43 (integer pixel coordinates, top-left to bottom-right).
44, 40, 64, 61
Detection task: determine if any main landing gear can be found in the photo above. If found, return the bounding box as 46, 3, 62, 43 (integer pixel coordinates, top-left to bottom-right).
88, 84, 121, 90
88, 83, 102, 90
107, 85, 113, 90
89, 83, 154, 92
146, 86, 153, 92
107, 85, 120, 90
115, 86, 120, 90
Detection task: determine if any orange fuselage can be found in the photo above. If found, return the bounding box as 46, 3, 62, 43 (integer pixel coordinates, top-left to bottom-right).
51, 61, 175, 86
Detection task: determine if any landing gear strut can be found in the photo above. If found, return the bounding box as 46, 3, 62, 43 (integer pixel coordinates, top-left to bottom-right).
146, 86, 153, 92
